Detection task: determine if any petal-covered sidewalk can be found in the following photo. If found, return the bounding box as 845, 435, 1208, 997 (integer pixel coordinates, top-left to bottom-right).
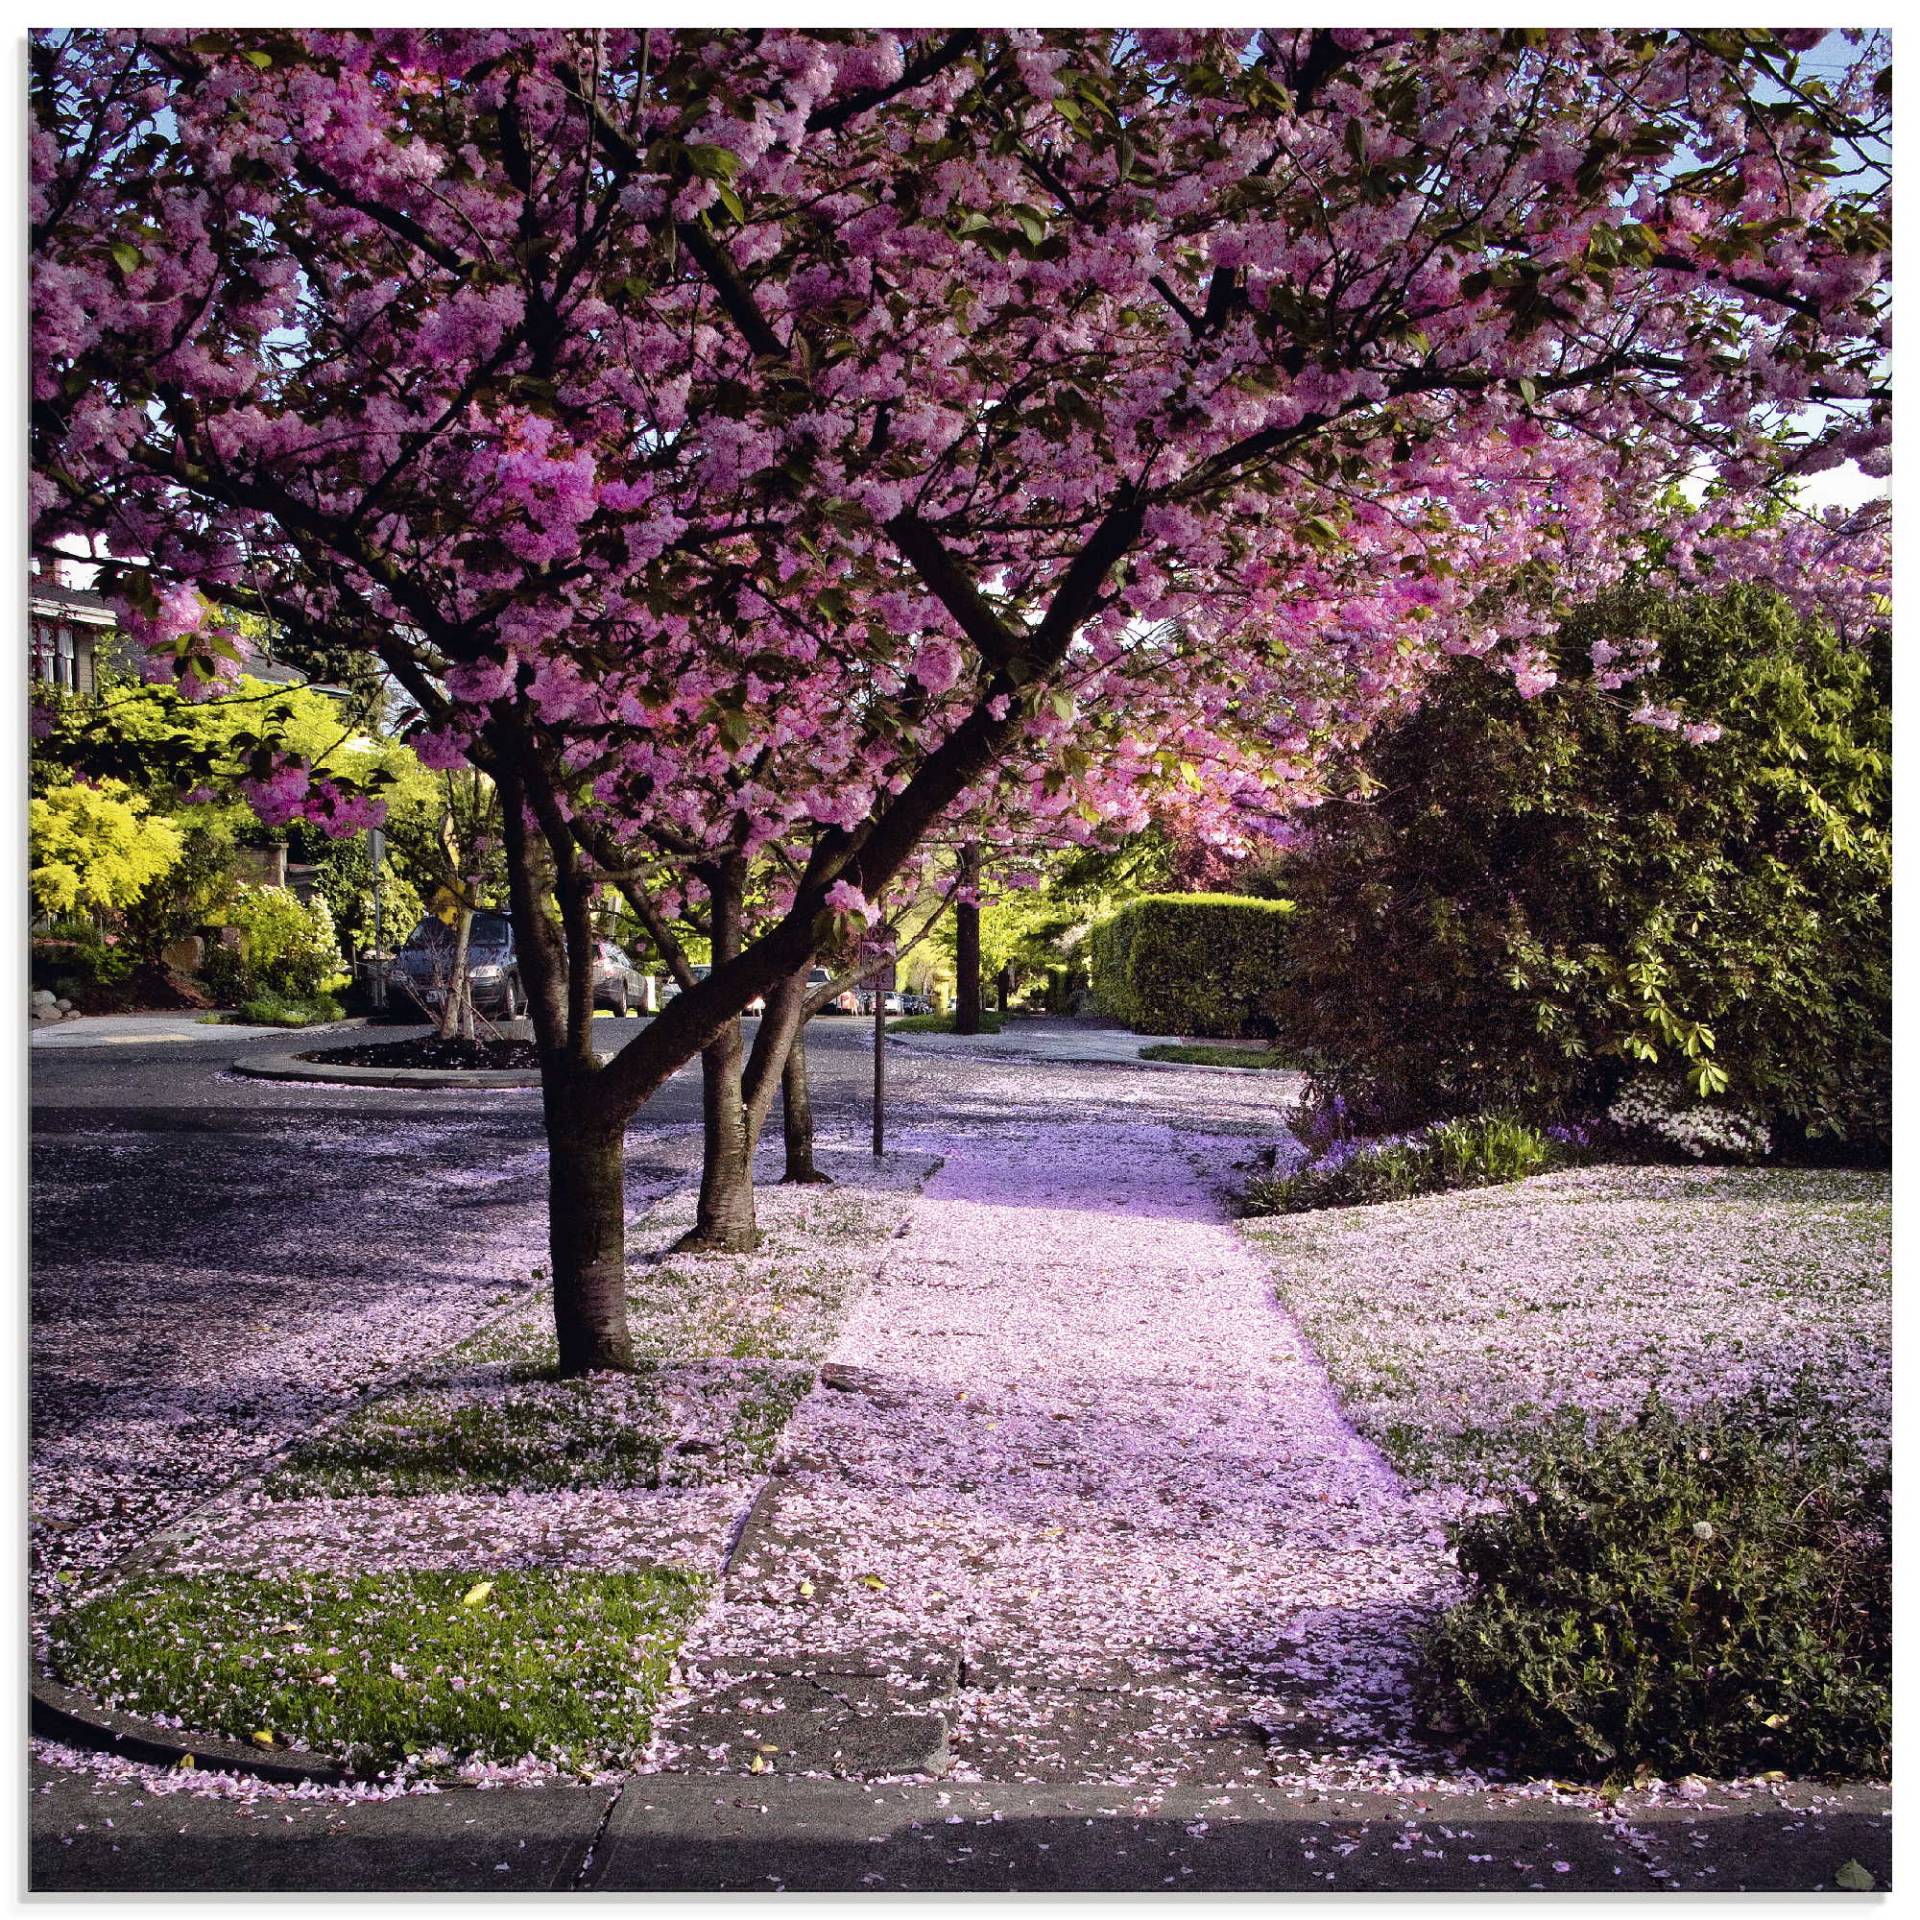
655, 1118, 1461, 1792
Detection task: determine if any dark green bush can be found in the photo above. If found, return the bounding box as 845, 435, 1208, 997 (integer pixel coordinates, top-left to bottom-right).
1271, 584, 1889, 1149
34, 923, 138, 994
1089, 893, 1294, 1037
1243, 1114, 1551, 1214
1422, 1381, 1890, 1781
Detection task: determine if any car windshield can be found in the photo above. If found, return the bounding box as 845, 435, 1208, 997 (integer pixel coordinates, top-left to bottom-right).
403, 913, 511, 952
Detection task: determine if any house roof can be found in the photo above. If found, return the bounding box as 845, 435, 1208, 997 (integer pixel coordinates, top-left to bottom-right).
28, 575, 117, 627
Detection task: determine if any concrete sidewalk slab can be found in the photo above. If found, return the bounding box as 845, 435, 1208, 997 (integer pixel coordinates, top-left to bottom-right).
30, 1011, 365, 1048
888, 1017, 1296, 1075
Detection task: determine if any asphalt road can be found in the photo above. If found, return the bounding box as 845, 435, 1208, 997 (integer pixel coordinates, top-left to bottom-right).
28, 1010, 890, 1131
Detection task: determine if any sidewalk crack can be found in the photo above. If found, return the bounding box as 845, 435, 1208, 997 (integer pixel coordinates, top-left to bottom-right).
570, 1782, 625, 1890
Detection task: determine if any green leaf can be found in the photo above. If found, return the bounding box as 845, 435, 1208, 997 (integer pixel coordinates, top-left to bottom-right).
243, 49, 273, 70
686, 143, 741, 183
110, 241, 143, 276
1834, 1860, 1875, 1892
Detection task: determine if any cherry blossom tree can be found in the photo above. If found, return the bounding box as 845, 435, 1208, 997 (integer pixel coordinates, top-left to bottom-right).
32, 27, 1888, 1371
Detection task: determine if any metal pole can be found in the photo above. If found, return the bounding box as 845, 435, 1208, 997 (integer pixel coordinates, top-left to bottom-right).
872, 981, 886, 1160
368, 825, 387, 1010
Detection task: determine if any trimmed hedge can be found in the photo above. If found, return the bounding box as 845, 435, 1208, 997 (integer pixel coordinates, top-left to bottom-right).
1089, 893, 1293, 1037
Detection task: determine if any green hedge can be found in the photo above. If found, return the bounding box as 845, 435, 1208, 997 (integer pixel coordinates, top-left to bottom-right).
1089, 893, 1294, 1037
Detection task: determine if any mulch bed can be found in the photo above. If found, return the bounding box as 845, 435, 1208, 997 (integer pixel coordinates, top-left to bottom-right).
299, 1036, 540, 1071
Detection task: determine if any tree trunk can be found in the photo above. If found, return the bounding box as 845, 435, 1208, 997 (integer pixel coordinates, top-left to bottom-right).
679, 1018, 762, 1250
955, 841, 982, 1034
548, 1113, 634, 1374
436, 906, 473, 1041
996, 964, 1014, 1012
782, 1015, 831, 1183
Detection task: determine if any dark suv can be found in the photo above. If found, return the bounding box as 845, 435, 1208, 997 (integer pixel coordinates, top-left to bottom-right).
390, 911, 524, 1018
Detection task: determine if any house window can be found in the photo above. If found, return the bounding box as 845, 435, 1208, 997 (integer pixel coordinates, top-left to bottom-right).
30, 619, 91, 692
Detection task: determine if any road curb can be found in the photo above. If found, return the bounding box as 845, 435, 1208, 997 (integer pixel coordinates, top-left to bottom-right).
231, 1049, 541, 1089
31, 1668, 349, 1785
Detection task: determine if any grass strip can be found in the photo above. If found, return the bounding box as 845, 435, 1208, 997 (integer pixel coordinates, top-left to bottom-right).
51, 1567, 706, 1774
1138, 1042, 1293, 1068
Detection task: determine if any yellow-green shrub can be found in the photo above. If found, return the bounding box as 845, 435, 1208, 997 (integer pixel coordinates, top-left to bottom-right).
29, 779, 182, 919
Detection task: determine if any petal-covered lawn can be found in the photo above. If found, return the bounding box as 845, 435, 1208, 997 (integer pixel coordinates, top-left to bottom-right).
1239, 1164, 1891, 1492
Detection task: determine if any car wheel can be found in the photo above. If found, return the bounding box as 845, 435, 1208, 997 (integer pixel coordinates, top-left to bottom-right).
505, 972, 525, 1019
614, 980, 630, 1018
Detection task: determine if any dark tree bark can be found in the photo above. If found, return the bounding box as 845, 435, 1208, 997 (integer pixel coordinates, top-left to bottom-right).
995, 963, 1014, 1012
780, 1014, 832, 1183
547, 1111, 634, 1374
954, 840, 982, 1034
675, 857, 763, 1253
682, 1020, 762, 1250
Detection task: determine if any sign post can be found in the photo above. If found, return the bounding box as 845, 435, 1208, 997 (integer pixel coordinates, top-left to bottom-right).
872, 977, 886, 1160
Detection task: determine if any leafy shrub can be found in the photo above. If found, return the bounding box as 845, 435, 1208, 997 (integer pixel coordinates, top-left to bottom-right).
209, 883, 342, 999
1422, 1381, 1890, 1781
1271, 585, 1889, 1150
1089, 893, 1294, 1037
312, 833, 425, 957
235, 989, 344, 1028
33, 924, 139, 993
122, 814, 243, 957
1243, 1114, 1551, 1215
29, 778, 182, 919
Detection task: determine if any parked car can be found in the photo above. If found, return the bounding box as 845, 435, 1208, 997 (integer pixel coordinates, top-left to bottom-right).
390, 911, 523, 1018
658, 964, 764, 1014
390, 916, 647, 1020
591, 938, 648, 1017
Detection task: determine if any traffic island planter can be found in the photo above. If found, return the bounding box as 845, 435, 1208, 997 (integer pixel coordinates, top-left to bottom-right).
231, 1049, 540, 1089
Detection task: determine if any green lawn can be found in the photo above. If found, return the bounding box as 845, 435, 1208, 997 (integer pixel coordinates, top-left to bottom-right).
886, 1010, 1003, 1034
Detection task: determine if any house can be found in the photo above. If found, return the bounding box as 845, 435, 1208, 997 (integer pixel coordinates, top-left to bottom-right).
28, 565, 121, 694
